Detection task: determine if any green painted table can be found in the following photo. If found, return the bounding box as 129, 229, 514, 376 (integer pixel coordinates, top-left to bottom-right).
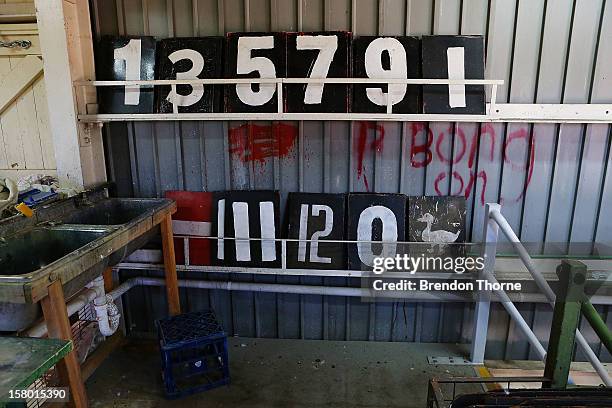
0, 336, 72, 407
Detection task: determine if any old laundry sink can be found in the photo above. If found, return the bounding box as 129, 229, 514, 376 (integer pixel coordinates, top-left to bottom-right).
0, 191, 176, 332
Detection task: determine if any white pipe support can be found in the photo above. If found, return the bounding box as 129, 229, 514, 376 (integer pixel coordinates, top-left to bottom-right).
90, 276, 120, 337
489, 207, 612, 387
24, 285, 103, 337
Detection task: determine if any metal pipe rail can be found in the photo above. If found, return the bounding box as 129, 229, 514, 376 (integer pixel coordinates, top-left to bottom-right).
481, 205, 612, 386
74, 77, 612, 123
581, 300, 612, 355
107, 204, 612, 384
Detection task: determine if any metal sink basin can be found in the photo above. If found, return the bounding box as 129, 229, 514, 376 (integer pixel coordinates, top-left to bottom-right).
0, 226, 110, 276
0, 195, 176, 332
61, 198, 166, 226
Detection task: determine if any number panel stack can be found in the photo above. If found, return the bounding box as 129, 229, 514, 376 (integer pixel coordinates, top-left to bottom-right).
94, 32, 485, 115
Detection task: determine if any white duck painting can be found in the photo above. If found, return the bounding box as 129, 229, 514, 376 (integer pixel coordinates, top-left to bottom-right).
417, 212, 460, 252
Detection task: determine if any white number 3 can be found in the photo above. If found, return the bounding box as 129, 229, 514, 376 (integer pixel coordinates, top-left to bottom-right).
166, 48, 205, 107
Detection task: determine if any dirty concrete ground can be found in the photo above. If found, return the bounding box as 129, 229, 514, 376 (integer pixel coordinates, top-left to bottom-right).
86, 338, 480, 407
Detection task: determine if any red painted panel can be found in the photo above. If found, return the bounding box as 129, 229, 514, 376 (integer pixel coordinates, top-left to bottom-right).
165, 191, 213, 265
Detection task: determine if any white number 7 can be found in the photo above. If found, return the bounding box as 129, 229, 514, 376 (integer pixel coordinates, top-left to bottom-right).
296, 35, 338, 104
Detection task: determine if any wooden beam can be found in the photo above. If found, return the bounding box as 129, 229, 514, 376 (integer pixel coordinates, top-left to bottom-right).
102, 267, 114, 292
34, 0, 106, 190
0, 3, 36, 16
34, 0, 84, 190
0, 55, 43, 115
81, 332, 125, 381
161, 214, 181, 316
41, 281, 88, 408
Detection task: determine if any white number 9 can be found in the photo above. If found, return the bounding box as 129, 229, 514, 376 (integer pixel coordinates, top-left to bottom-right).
364, 37, 408, 108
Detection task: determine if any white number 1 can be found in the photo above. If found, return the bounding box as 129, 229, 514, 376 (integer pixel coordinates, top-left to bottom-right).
113, 39, 142, 105
296, 35, 338, 104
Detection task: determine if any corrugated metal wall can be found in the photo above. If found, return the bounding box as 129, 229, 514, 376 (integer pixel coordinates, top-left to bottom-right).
91, 0, 612, 361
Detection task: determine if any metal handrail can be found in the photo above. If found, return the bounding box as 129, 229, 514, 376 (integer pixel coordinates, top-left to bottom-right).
484, 205, 612, 386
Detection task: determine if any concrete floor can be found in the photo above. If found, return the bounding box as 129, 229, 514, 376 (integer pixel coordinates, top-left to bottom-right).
86, 338, 480, 408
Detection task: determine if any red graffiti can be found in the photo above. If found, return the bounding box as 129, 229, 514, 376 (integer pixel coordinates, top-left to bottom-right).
407, 124, 534, 205
229, 123, 298, 163
503, 128, 535, 202
410, 122, 433, 168
355, 122, 385, 191
465, 170, 487, 206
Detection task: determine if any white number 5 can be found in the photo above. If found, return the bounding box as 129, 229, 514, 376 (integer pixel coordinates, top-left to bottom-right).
236, 36, 276, 106
296, 35, 338, 104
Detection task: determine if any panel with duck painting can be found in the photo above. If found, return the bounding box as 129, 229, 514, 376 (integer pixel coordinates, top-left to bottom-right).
408, 196, 466, 259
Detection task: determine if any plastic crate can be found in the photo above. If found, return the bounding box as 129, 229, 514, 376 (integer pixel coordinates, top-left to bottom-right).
156, 310, 230, 399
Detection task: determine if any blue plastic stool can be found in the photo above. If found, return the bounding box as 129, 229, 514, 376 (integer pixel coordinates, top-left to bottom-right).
156, 310, 230, 399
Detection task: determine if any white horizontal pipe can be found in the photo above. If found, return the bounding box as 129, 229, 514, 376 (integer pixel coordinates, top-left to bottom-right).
24, 286, 104, 338
111, 263, 612, 305
109, 277, 471, 302
78, 108, 612, 124
490, 207, 612, 387
108, 276, 612, 306
74, 78, 503, 86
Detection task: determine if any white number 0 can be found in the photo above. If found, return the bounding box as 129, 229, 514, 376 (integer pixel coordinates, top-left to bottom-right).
236, 36, 276, 106
296, 35, 338, 104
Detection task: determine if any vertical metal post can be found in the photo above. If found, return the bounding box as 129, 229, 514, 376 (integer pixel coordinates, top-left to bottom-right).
488, 83, 498, 116
543, 260, 587, 389
183, 237, 190, 266
277, 81, 283, 114
470, 203, 500, 364
171, 84, 178, 114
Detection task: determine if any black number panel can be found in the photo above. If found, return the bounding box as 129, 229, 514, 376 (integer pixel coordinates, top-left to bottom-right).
285, 31, 352, 113
422, 35, 485, 114
95, 36, 157, 114
156, 37, 224, 113
224, 32, 287, 113
353, 36, 421, 113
